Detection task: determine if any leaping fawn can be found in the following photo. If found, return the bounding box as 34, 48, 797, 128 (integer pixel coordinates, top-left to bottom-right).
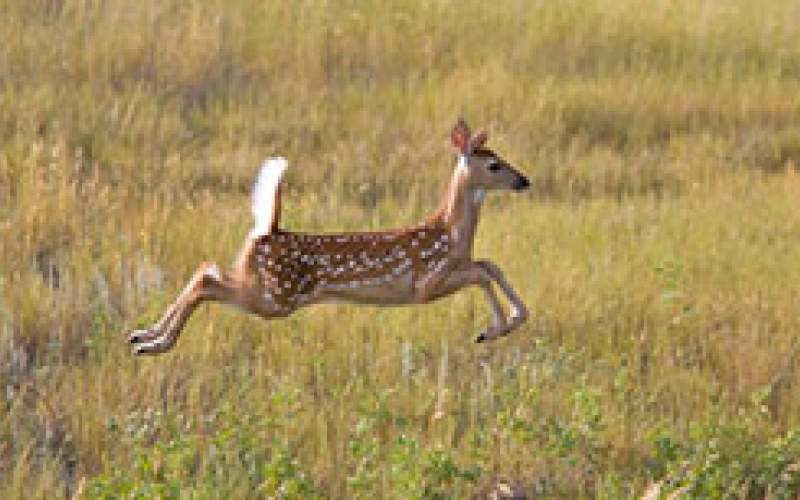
129, 119, 530, 355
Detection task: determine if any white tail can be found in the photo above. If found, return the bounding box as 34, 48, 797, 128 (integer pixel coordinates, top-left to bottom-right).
129, 119, 531, 355
250, 157, 288, 238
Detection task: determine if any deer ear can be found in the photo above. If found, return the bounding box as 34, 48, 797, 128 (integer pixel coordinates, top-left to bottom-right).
451, 118, 471, 154
470, 131, 488, 151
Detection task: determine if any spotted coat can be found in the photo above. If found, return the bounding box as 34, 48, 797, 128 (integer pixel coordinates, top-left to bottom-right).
247, 223, 454, 311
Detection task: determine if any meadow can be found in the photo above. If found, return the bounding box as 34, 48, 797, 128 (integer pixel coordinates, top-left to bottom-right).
3, 0, 800, 497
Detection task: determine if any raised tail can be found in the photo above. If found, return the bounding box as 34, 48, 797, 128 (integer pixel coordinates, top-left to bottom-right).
249, 157, 288, 238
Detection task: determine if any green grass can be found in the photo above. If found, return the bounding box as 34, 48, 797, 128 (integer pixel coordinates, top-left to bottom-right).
3, 0, 800, 497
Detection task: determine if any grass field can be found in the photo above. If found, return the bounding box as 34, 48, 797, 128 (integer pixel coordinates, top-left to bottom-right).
3, 0, 800, 497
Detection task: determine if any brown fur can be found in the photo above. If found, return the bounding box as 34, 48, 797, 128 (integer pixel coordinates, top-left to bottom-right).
129, 119, 531, 354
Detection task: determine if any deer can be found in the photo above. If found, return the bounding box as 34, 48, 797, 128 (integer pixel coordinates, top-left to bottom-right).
128, 119, 531, 355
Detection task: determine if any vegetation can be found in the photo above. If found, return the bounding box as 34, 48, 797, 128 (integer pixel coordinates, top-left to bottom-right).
3, 0, 800, 497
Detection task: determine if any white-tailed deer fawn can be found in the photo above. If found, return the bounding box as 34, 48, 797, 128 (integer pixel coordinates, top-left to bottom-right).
129, 119, 530, 355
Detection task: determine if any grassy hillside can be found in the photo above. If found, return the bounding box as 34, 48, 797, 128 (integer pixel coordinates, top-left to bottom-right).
3, 0, 800, 497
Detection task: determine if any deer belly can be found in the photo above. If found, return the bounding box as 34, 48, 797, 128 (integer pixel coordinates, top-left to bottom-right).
315, 271, 415, 305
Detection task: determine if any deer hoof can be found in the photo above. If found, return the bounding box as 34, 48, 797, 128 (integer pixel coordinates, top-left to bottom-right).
475, 332, 488, 343
128, 329, 152, 344
133, 341, 161, 355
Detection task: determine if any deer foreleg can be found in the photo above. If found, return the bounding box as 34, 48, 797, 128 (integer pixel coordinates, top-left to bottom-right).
476, 260, 529, 332
473, 279, 510, 343
415, 262, 510, 342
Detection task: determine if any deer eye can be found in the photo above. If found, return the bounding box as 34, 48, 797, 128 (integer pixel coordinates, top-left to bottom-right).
487, 161, 501, 172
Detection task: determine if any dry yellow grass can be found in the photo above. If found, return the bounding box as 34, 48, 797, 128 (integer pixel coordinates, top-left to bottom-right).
3, 0, 800, 497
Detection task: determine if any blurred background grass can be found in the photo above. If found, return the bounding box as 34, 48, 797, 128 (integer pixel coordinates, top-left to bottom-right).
3, 0, 800, 497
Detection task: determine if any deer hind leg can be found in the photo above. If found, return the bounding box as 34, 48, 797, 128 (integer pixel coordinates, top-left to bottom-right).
476, 260, 529, 334
129, 262, 229, 355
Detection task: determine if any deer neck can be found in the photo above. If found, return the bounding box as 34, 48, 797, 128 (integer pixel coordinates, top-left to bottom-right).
432, 156, 485, 254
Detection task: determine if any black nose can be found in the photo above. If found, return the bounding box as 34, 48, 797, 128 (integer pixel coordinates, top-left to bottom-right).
514, 176, 530, 191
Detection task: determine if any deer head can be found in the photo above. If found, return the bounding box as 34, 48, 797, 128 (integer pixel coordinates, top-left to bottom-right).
450, 118, 530, 192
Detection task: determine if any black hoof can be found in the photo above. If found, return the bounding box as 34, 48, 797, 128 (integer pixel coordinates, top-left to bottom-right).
128, 329, 149, 344
475, 333, 487, 343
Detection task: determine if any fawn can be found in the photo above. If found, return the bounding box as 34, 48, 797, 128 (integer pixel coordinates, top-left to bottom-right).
129, 119, 530, 354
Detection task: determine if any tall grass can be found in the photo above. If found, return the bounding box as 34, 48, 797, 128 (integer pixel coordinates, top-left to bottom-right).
3, 0, 800, 497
